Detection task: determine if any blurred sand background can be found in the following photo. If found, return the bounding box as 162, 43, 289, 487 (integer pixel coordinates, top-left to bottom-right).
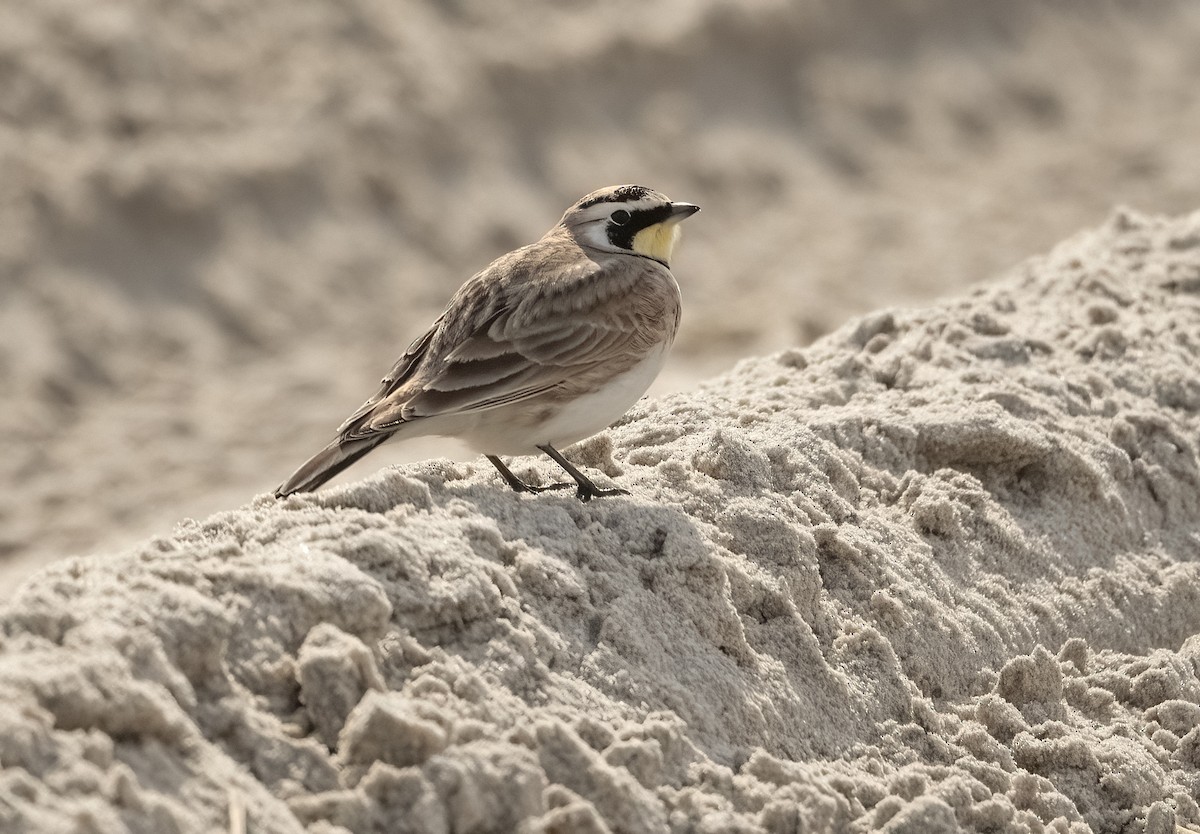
4, 0, 1200, 593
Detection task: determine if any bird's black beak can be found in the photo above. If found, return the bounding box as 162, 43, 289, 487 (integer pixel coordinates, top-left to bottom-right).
668, 202, 701, 219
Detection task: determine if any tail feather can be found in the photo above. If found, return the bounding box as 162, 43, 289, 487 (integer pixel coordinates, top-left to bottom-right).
275, 436, 386, 498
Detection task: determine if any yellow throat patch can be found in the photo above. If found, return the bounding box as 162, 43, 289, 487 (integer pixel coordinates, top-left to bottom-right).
631, 221, 683, 264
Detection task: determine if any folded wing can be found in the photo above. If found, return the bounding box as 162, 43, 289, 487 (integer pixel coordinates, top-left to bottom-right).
344, 311, 638, 436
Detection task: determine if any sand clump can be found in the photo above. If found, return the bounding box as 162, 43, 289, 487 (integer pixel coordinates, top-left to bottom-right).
1, 209, 1199, 832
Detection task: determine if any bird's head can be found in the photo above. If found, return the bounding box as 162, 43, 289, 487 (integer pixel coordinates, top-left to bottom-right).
560, 185, 700, 266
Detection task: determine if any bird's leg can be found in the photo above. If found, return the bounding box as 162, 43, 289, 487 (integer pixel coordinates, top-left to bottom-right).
537, 444, 629, 502
486, 455, 573, 494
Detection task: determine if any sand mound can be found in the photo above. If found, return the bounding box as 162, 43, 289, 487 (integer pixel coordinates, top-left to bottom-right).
2, 209, 1198, 833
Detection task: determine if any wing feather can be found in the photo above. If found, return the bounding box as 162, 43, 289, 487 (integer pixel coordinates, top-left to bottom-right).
339, 251, 676, 439
357, 316, 639, 432
335, 317, 442, 434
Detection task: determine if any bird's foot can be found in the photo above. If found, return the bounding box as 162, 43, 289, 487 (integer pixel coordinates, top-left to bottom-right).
515, 481, 575, 494
532, 445, 631, 503
487, 455, 574, 495
574, 484, 630, 503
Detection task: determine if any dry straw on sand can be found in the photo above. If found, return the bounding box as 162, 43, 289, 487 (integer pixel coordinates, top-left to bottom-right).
1, 209, 1198, 833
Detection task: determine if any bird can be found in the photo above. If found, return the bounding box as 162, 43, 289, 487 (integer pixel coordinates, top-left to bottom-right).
274, 184, 700, 502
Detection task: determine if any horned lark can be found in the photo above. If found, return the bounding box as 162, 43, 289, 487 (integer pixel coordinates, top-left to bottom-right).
275, 185, 699, 502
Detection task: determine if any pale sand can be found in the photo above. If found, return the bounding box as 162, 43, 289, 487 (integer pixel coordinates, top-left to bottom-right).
2, 209, 1198, 832
5, 1, 1200, 590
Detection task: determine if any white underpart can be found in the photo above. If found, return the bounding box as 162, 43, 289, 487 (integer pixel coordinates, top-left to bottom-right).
535, 344, 669, 447
451, 343, 670, 455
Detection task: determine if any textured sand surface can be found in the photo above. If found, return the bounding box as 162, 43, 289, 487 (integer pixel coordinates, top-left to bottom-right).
5, 1, 1200, 588
2, 209, 1198, 833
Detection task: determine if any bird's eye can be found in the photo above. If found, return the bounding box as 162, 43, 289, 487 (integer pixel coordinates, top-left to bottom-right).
610, 209, 631, 226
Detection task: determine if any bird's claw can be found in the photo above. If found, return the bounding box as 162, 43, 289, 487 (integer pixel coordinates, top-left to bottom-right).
519, 481, 575, 494
575, 485, 630, 503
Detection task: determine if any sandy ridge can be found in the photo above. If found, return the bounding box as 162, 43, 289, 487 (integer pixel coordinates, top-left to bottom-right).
2, 208, 1199, 832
